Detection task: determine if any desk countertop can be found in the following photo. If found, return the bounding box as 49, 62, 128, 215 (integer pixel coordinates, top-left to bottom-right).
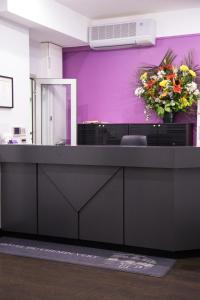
0, 144, 199, 168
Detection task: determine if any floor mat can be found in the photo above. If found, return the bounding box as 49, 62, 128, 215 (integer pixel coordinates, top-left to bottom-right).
0, 237, 175, 277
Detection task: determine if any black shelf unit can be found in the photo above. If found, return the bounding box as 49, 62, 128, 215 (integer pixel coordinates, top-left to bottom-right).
78, 123, 193, 146
78, 124, 129, 145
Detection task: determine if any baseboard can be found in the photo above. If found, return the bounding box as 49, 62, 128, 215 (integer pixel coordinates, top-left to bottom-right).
1, 231, 200, 259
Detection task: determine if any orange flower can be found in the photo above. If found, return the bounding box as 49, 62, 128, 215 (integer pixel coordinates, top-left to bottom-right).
164, 64, 173, 70
160, 92, 168, 98
146, 80, 156, 89
173, 84, 182, 93
166, 73, 176, 80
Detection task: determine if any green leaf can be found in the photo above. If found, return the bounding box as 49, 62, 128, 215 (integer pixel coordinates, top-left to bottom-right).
164, 106, 171, 112
157, 106, 165, 116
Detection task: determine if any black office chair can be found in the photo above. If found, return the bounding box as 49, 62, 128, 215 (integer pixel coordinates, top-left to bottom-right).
120, 135, 147, 146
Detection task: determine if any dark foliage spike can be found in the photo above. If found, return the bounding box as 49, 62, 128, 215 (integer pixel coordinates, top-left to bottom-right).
139, 49, 176, 75
181, 50, 200, 84
159, 49, 177, 66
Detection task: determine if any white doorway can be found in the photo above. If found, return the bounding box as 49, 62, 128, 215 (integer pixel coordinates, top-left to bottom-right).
29, 78, 35, 144
34, 79, 77, 146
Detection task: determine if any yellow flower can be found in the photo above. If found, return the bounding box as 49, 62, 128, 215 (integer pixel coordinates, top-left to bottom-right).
180, 97, 190, 107
189, 69, 196, 77
140, 72, 147, 80
159, 80, 168, 87
180, 65, 189, 72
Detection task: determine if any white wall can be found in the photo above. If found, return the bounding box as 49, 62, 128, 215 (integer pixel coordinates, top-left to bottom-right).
40, 43, 62, 78
0, 18, 30, 141
29, 39, 41, 78
30, 40, 63, 78
0, 0, 7, 11
0, 0, 89, 46
91, 7, 200, 38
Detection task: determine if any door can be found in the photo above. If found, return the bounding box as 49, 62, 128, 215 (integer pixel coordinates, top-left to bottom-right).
28, 78, 35, 144
34, 79, 77, 145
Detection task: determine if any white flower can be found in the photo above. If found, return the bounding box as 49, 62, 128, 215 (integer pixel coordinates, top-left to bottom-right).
150, 75, 158, 80
186, 82, 197, 93
173, 67, 178, 73
135, 87, 145, 97
193, 89, 200, 96
170, 100, 176, 106
157, 70, 165, 79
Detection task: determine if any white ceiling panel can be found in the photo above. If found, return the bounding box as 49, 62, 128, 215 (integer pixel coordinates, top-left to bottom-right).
56, 0, 200, 19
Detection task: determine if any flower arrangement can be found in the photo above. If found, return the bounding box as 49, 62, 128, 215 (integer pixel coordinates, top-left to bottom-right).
135, 50, 200, 119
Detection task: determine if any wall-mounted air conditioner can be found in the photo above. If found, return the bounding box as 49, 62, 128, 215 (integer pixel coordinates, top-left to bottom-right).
89, 19, 156, 50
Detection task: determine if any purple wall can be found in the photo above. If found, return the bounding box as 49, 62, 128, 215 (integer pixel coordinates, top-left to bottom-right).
63, 34, 200, 141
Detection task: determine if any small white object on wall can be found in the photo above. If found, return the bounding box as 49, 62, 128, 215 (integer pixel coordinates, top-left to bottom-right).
40, 42, 63, 78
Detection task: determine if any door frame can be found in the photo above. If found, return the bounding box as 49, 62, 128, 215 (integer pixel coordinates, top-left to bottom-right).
34, 79, 77, 146
29, 78, 35, 144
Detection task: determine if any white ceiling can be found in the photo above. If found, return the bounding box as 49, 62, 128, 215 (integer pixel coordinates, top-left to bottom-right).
56, 0, 200, 19
29, 28, 87, 47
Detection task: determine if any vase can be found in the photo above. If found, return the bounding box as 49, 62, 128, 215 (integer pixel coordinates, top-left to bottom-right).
163, 112, 175, 123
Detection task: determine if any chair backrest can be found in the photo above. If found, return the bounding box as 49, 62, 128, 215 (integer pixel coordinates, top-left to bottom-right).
120, 135, 147, 146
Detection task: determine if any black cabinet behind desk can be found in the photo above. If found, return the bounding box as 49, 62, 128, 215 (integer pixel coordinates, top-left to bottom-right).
78, 124, 128, 145
128, 124, 157, 145
78, 123, 193, 146
78, 124, 102, 145
129, 123, 193, 146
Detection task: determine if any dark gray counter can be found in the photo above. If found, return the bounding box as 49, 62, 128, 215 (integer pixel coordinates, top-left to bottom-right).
1, 145, 200, 252
0, 144, 199, 168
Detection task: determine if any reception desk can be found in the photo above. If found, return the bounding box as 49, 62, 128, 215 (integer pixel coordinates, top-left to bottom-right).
0, 145, 200, 252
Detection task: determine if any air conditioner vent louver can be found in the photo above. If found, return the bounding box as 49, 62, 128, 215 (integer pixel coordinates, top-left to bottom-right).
89, 19, 156, 50
91, 22, 136, 40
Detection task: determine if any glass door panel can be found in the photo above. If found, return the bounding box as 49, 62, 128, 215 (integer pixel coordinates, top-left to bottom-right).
34, 79, 77, 146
